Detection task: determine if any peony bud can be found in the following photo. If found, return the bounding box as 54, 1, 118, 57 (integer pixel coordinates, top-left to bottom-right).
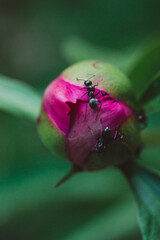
37, 61, 142, 186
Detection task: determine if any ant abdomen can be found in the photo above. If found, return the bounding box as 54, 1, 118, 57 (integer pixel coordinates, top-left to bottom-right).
88, 120, 112, 153
89, 98, 98, 109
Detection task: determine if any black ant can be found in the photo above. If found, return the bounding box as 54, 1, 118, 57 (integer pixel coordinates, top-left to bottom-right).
88, 119, 115, 153
77, 75, 105, 120
88, 119, 125, 153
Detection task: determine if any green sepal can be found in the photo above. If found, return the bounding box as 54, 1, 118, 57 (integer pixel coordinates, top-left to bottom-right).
62, 60, 136, 108
128, 37, 160, 100
54, 165, 82, 188
120, 162, 160, 240
37, 107, 67, 159
85, 117, 142, 171
0, 74, 41, 122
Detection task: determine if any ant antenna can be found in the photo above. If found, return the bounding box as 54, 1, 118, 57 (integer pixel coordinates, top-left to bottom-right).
87, 74, 95, 80
76, 78, 86, 81
76, 74, 95, 81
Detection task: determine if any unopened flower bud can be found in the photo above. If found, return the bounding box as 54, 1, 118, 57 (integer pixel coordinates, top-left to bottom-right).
37, 61, 142, 186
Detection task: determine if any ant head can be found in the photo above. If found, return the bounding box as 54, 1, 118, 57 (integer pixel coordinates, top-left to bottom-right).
84, 80, 92, 86
76, 74, 95, 86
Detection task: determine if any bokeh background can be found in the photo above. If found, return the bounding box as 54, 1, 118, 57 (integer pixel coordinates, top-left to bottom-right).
0, 0, 160, 239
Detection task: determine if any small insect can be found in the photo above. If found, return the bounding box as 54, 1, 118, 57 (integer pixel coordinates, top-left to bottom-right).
88, 119, 115, 153
137, 110, 147, 129
77, 75, 106, 119
88, 119, 127, 154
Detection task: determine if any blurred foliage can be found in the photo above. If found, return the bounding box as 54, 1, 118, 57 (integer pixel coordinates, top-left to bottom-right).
122, 164, 160, 240
0, 74, 41, 121
139, 71, 160, 114
0, 0, 160, 239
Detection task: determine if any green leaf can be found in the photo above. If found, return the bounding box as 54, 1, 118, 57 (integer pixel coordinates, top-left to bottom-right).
62, 36, 160, 102
138, 72, 160, 114
121, 163, 160, 240
63, 197, 138, 240
0, 165, 138, 240
0, 74, 41, 122
61, 36, 139, 73
0, 166, 128, 222
127, 37, 160, 99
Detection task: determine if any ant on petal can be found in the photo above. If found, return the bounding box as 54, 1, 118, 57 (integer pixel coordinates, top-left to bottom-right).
88, 119, 113, 153
88, 119, 126, 154
77, 75, 106, 120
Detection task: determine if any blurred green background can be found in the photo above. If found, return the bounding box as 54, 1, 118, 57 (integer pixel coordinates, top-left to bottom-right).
0, 0, 160, 239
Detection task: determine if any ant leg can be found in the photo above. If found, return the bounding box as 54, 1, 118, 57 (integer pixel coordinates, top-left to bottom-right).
95, 91, 107, 97
84, 101, 88, 120
78, 87, 87, 91
113, 131, 127, 148
80, 91, 88, 98
95, 91, 100, 97
113, 130, 124, 140
113, 130, 118, 140
96, 100, 102, 121
117, 134, 128, 150
100, 91, 106, 96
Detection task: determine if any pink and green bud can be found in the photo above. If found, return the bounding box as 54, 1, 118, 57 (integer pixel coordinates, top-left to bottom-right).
37, 61, 142, 185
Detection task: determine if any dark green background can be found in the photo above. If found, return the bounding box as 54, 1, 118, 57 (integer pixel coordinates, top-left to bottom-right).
0, 0, 160, 239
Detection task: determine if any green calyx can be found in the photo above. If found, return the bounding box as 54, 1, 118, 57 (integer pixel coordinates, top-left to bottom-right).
62, 60, 136, 107
37, 60, 143, 179
85, 117, 143, 171
37, 108, 67, 159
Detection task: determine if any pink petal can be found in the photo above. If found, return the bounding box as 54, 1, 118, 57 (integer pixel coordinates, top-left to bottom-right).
67, 97, 133, 168
43, 75, 133, 168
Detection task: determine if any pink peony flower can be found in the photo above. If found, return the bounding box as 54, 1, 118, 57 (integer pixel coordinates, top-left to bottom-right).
37, 61, 142, 186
